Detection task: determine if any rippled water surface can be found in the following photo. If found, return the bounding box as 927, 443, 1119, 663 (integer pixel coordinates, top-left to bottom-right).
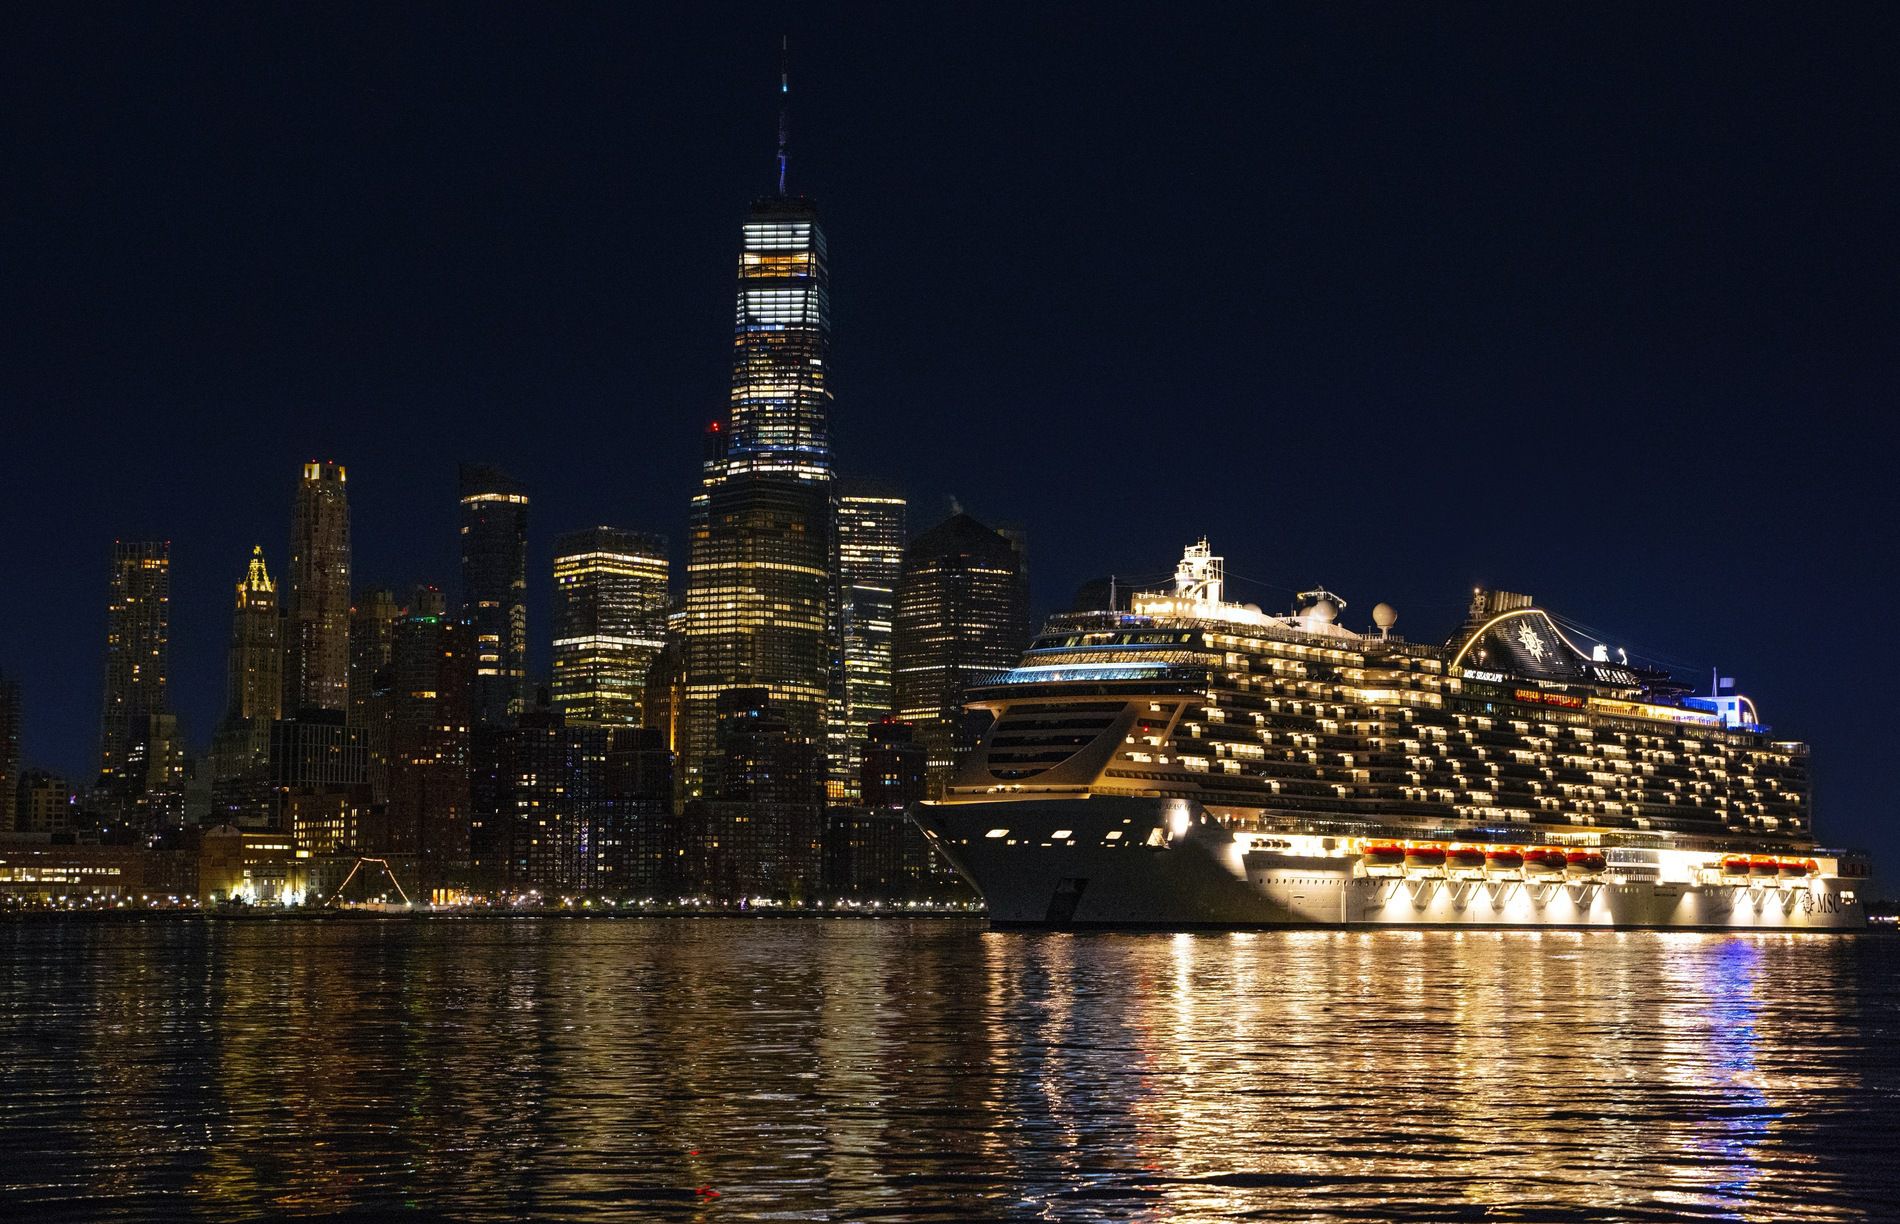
3, 920, 1897, 1221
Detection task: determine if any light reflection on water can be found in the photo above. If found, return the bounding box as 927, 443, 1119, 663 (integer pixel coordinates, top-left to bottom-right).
1, 920, 1894, 1221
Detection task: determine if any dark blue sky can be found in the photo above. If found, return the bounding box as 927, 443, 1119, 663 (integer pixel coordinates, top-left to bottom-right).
3, 4, 1896, 882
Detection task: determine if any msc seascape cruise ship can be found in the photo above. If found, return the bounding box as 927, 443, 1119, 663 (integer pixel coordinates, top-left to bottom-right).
915, 541, 1870, 930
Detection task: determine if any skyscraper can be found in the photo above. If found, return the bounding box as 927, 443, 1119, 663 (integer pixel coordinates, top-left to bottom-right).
595, 726, 675, 895
893, 514, 1030, 793
859, 717, 927, 812
385, 587, 473, 893
226, 546, 282, 724
459, 464, 530, 725
14, 770, 76, 836
680, 121, 836, 796
829, 481, 906, 799
98, 540, 181, 819
720, 194, 832, 475
266, 708, 368, 846
285, 462, 351, 714
0, 670, 19, 833
681, 687, 824, 900
476, 704, 609, 896
208, 547, 282, 813
348, 587, 400, 726
349, 587, 401, 800
645, 626, 686, 749
551, 527, 669, 728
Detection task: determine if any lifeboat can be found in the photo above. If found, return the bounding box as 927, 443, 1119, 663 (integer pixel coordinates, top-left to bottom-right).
1403, 845, 1447, 872
1360, 844, 1406, 870
1485, 849, 1525, 873
1565, 850, 1607, 876
1777, 859, 1812, 879
1523, 848, 1567, 877
1720, 856, 1751, 877
1748, 857, 1780, 878
1446, 847, 1488, 874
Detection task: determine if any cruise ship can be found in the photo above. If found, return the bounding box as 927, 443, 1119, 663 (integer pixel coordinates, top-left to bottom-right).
914, 541, 1870, 930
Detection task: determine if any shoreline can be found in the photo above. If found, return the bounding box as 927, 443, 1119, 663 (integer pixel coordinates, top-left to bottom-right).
6, 909, 1893, 933
0, 907, 987, 923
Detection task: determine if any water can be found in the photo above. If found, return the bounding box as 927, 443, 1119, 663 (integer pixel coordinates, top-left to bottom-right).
2, 919, 1896, 1221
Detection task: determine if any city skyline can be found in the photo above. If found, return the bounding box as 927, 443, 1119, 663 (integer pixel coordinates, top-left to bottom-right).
4, 6, 1897, 883
3, 9, 1897, 1220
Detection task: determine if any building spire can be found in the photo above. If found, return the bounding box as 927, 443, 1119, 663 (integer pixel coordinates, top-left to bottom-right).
240, 544, 274, 603
776, 35, 790, 195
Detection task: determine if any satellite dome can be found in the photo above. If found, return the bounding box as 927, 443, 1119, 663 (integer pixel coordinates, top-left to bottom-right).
1243, 603, 1262, 615
1372, 603, 1398, 630
1306, 599, 1337, 623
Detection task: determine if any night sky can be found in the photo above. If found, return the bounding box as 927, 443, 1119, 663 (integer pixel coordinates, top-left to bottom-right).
4, 5, 1896, 884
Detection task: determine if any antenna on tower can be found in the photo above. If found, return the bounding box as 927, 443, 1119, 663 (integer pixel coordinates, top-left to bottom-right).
776, 35, 790, 195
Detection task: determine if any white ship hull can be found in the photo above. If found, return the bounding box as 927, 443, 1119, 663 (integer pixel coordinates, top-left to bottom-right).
914, 797, 1867, 931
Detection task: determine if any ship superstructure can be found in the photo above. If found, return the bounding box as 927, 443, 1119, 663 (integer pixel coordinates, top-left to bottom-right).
915, 541, 1868, 928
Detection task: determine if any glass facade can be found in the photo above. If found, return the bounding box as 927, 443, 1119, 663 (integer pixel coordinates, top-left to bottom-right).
478, 711, 609, 896
0, 673, 17, 834
285, 462, 351, 714
551, 527, 670, 727
829, 481, 906, 799
683, 474, 833, 797
99, 540, 174, 793
459, 463, 529, 725
893, 515, 1031, 793
682, 194, 836, 797
386, 596, 473, 890
726, 199, 831, 477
